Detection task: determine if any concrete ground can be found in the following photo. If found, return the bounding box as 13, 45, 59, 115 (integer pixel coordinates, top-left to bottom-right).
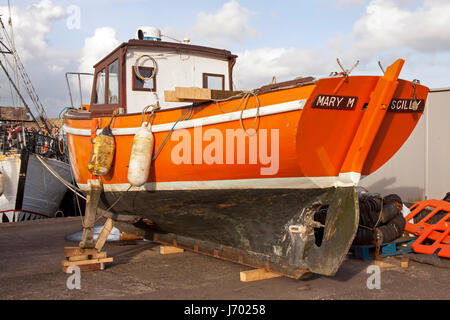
0, 217, 449, 300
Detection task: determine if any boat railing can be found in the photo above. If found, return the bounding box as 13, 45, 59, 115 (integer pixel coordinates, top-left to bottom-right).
65, 72, 94, 108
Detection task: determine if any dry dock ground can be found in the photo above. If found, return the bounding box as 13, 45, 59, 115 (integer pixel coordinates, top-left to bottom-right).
0, 217, 449, 300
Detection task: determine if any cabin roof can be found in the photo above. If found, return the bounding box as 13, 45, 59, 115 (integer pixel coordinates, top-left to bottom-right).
93, 39, 238, 69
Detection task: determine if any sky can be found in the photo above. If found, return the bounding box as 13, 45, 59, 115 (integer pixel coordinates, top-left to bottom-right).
0, 0, 449, 117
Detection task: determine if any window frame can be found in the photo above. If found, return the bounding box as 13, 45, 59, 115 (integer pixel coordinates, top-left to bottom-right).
202, 73, 225, 91
90, 49, 126, 116
107, 59, 120, 105
132, 66, 157, 92
93, 68, 107, 105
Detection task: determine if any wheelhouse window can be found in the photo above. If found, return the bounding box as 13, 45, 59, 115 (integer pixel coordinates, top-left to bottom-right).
108, 59, 119, 104
132, 67, 156, 91
94, 68, 106, 104
90, 52, 123, 116
203, 73, 225, 90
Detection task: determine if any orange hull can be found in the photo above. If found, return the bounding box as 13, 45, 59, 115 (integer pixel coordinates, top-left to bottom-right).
64, 60, 428, 191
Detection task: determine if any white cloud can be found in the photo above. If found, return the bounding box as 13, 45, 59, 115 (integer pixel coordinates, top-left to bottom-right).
0, 0, 73, 116
78, 27, 121, 73
49, 64, 64, 73
349, 0, 450, 59
0, 0, 66, 61
73, 27, 121, 105
337, 0, 366, 6
234, 48, 331, 89
233, 0, 450, 89
192, 0, 258, 47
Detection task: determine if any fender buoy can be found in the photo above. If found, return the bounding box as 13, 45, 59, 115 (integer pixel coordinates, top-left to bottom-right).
88, 125, 115, 177
128, 122, 154, 187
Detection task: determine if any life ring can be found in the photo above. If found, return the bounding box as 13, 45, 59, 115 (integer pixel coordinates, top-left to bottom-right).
134, 55, 158, 81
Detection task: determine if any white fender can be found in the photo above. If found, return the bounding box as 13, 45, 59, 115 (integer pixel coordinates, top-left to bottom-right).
127, 122, 154, 187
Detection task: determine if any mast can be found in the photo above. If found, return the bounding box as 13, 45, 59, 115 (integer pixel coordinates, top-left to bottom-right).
0, 16, 51, 132
0, 58, 41, 130
7, 0, 20, 103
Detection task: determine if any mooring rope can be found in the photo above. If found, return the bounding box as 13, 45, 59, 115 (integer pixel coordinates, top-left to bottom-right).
35, 154, 87, 200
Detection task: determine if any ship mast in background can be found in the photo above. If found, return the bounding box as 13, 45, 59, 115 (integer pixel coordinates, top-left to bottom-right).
0, 0, 51, 132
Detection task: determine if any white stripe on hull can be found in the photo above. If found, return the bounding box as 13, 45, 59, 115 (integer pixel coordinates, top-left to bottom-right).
63, 99, 307, 137
78, 173, 359, 192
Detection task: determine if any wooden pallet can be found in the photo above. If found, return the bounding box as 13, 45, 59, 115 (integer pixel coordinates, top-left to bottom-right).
348, 237, 416, 260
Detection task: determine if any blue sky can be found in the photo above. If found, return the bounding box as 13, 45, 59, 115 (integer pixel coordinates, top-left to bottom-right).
44, 0, 365, 51
0, 0, 449, 117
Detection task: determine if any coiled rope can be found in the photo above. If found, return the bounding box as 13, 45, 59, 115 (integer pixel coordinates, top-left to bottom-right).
213, 90, 261, 136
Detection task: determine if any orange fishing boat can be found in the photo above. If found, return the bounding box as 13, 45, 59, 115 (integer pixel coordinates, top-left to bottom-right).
62, 27, 429, 278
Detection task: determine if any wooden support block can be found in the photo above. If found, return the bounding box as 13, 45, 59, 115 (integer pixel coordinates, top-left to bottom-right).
62, 257, 113, 267
375, 260, 396, 269
240, 269, 282, 282
160, 246, 184, 255
63, 263, 103, 273
68, 251, 107, 262
119, 233, 144, 241
95, 218, 114, 252
64, 247, 99, 258
401, 258, 409, 269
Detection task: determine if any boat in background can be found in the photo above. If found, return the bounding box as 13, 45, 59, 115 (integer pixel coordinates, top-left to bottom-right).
0, 12, 72, 223
0, 139, 71, 223
63, 27, 429, 277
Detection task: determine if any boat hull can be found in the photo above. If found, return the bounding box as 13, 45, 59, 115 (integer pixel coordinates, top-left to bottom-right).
0, 153, 71, 223
103, 186, 359, 278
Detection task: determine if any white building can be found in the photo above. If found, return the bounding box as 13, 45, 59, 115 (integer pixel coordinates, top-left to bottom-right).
361, 87, 450, 203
